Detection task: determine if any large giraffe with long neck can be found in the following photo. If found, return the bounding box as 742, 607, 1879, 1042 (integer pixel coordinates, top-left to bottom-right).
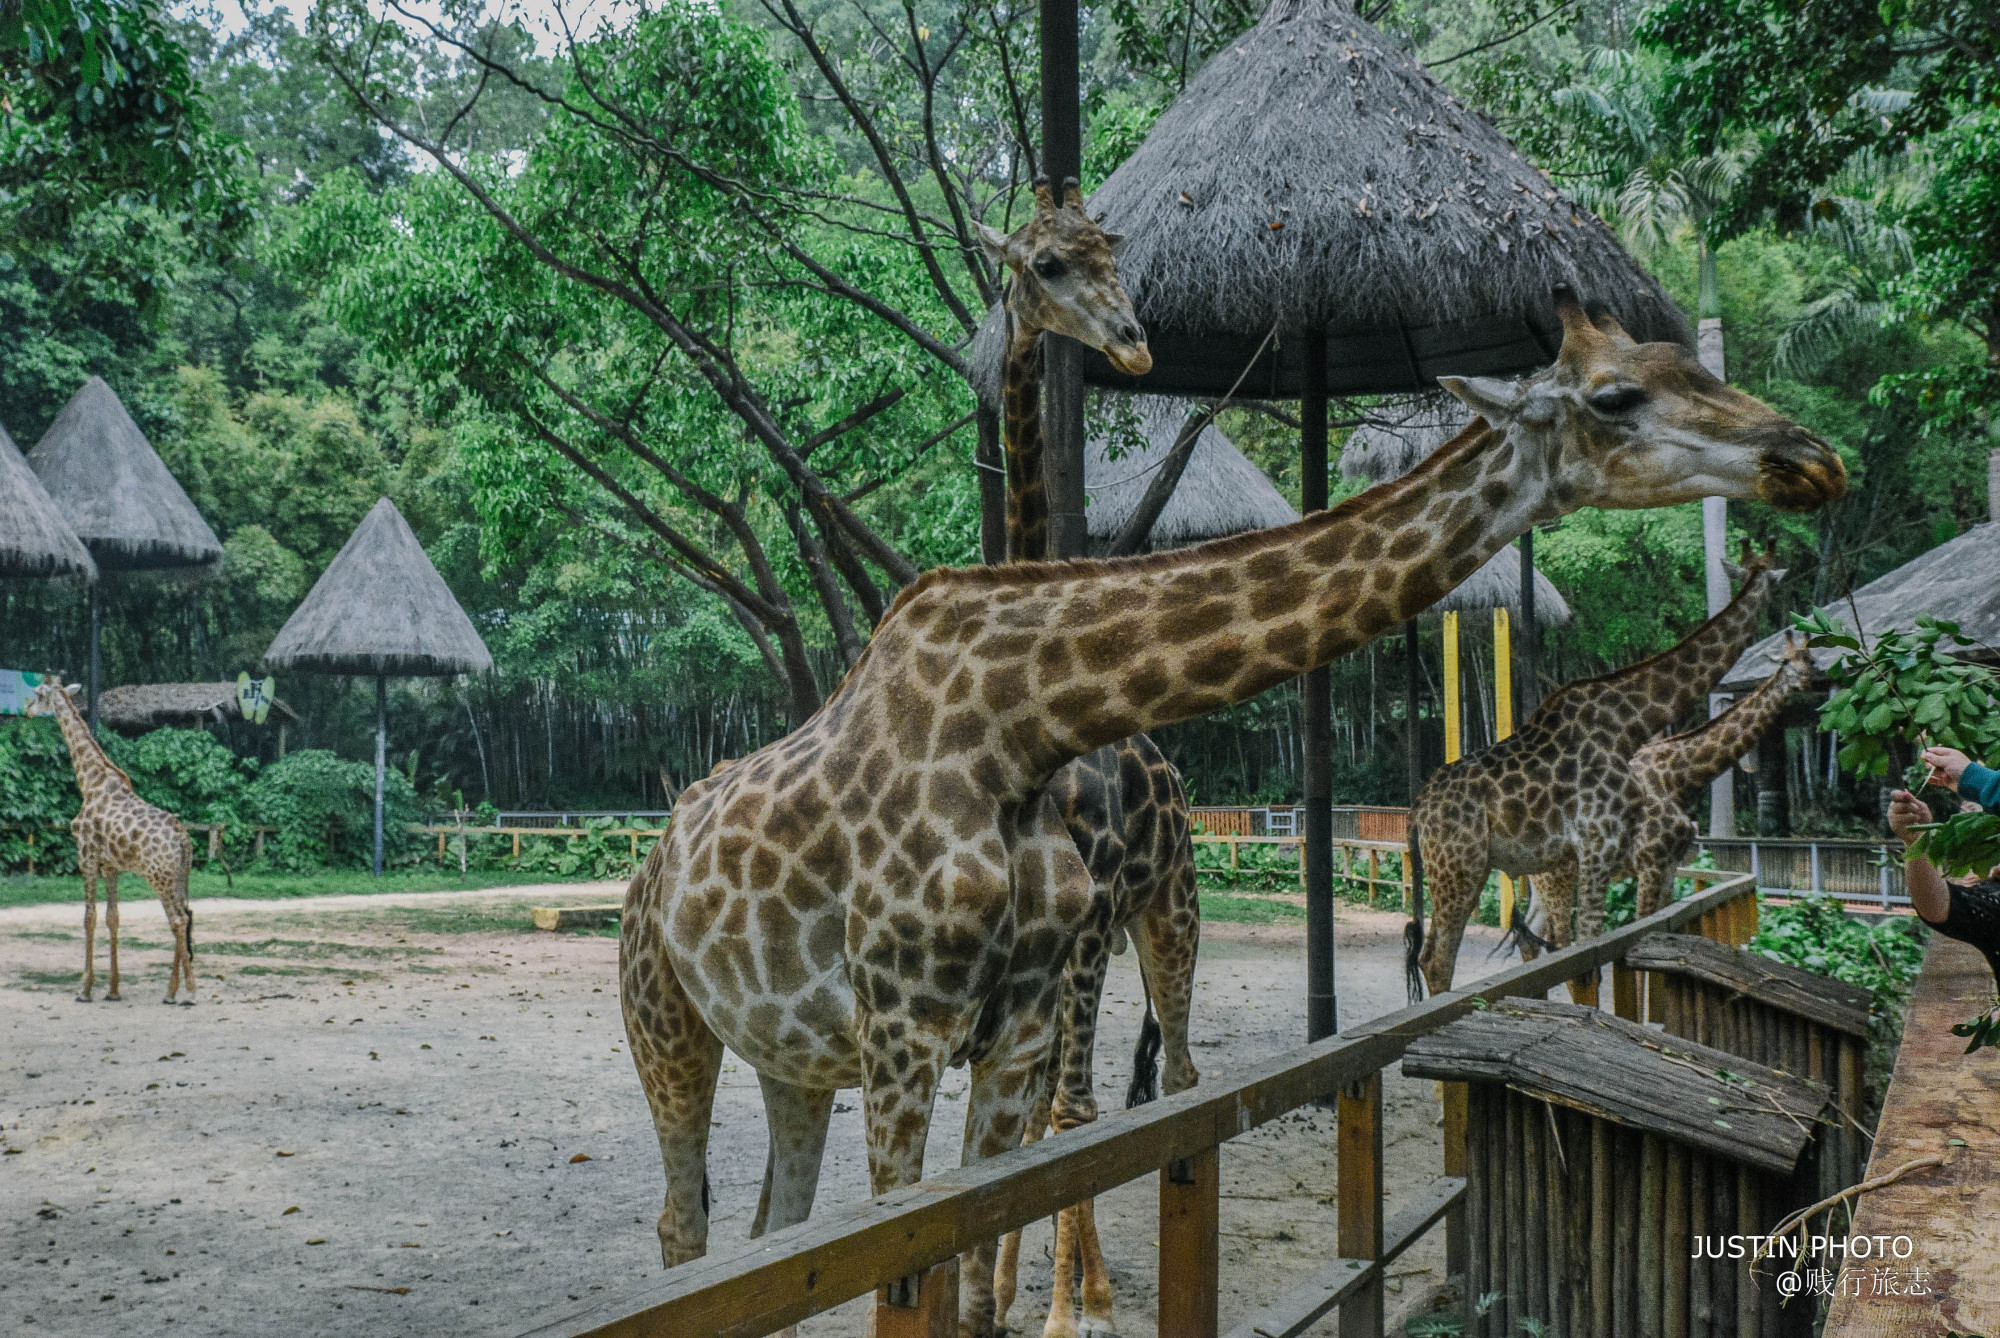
980, 177, 1197, 1338
1616, 631, 1814, 918
618, 288, 1845, 1336
1411, 551, 1786, 997
25, 679, 195, 1004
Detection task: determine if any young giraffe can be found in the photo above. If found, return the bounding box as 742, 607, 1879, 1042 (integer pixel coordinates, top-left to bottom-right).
618, 289, 1845, 1335
1410, 552, 1785, 998
25, 679, 195, 1004
984, 174, 1198, 1338
1615, 631, 1814, 919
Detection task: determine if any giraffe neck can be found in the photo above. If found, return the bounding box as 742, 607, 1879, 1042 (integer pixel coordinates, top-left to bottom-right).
47, 691, 126, 801
1650, 658, 1807, 806
1000, 316, 1050, 563
1537, 573, 1775, 757
855, 415, 1563, 799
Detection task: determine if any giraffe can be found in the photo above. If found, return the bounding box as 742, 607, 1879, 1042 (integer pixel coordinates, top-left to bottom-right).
1410, 551, 1787, 999
982, 173, 1198, 1338
1616, 631, 1814, 919
25, 679, 196, 1004
618, 288, 1846, 1336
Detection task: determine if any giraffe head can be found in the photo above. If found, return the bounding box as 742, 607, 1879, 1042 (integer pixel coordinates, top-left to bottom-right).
977, 178, 1152, 375
1440, 287, 1846, 515
23, 678, 80, 718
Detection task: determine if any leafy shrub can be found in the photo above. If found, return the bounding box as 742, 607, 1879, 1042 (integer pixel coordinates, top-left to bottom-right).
0, 718, 83, 874
503, 818, 645, 880
102, 728, 257, 826
244, 750, 421, 871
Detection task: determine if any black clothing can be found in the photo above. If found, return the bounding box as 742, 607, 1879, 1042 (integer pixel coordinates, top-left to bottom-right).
1920, 879, 2000, 989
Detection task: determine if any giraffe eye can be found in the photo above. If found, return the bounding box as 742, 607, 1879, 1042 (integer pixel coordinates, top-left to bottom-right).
1033, 254, 1067, 280
1588, 384, 1647, 416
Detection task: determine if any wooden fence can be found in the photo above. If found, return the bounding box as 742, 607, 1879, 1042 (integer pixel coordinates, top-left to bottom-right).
514, 868, 1760, 1338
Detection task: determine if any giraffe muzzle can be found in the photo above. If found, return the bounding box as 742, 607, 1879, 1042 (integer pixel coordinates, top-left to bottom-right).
1104, 341, 1153, 376
1754, 429, 1848, 512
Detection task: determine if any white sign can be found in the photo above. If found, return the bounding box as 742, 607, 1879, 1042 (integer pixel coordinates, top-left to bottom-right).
236, 672, 276, 725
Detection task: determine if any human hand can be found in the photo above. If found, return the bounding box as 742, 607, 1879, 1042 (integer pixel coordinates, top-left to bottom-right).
1887, 789, 1933, 844
1923, 746, 1973, 786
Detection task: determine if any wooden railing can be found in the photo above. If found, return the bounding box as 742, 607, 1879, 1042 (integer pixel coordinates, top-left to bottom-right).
514, 868, 1760, 1338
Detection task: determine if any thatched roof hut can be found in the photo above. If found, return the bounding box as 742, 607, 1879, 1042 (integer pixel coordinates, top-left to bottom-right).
970, 0, 1687, 400
1337, 394, 1471, 484
265, 497, 492, 677
26, 377, 222, 571
0, 420, 95, 581
1085, 397, 1297, 550
1719, 525, 2000, 693
98, 682, 299, 732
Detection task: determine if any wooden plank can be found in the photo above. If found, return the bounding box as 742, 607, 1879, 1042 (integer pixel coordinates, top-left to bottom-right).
1612, 964, 1641, 1023
1442, 1081, 1468, 1282
1337, 1073, 1383, 1338
1403, 999, 1829, 1175
531, 905, 623, 932
1638, 1133, 1663, 1338
1159, 1147, 1219, 1338
1822, 935, 2000, 1336
1623, 935, 1871, 1038
514, 874, 1757, 1338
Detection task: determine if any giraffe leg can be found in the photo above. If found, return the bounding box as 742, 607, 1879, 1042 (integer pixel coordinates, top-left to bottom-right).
958, 1024, 1054, 1338
621, 925, 725, 1267
993, 1086, 1052, 1334
1044, 941, 1114, 1338
747, 1074, 834, 1239
1632, 811, 1695, 920
104, 869, 121, 1001
1415, 842, 1487, 997
1132, 859, 1200, 1100
150, 852, 193, 1004
76, 856, 98, 1003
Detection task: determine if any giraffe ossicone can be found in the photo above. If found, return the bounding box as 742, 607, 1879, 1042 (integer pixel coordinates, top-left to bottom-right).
619, 285, 1845, 1337
26, 677, 196, 1005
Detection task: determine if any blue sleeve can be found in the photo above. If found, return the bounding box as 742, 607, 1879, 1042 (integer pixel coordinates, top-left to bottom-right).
1960, 762, 2000, 810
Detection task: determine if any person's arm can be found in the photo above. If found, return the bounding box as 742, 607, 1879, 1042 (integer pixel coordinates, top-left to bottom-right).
1889, 789, 1951, 925
1922, 746, 2000, 809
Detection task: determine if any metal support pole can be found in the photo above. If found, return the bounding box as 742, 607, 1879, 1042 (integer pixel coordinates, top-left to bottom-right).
1699, 249, 1735, 840
1404, 618, 1426, 996
373, 674, 387, 878
87, 580, 102, 737
1038, 0, 1086, 562
1517, 531, 1539, 720
1303, 331, 1334, 1042
975, 406, 1006, 566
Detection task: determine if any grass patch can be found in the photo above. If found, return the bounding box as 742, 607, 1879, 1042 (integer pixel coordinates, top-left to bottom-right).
1198, 892, 1307, 924
305, 902, 541, 937
198, 937, 437, 961
0, 867, 615, 911
231, 962, 373, 978
15, 969, 82, 988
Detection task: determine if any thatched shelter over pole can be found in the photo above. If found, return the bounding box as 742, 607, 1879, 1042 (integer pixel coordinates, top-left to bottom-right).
265, 497, 491, 876
0, 420, 94, 582
981, 0, 1683, 1042
1082, 396, 1299, 552
26, 377, 222, 732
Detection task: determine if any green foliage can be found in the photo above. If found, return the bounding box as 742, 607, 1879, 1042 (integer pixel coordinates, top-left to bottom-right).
1750, 894, 1928, 1088
243, 750, 419, 872
100, 726, 256, 825
1799, 609, 2000, 783
0, 718, 82, 874
501, 818, 645, 881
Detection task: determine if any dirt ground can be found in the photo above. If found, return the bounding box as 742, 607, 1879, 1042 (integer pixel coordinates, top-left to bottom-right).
0, 882, 1510, 1337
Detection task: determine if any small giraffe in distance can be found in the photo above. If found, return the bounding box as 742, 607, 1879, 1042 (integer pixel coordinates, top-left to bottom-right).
619, 288, 1846, 1336
1411, 551, 1786, 998
26, 678, 196, 1004
1618, 631, 1815, 919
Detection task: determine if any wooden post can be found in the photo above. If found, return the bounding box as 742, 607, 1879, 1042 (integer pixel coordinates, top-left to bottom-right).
1664, 1143, 1689, 1338
1443, 1081, 1469, 1286
1443, 610, 1462, 764
512, 832, 521, 860
875, 1258, 958, 1338
1638, 1133, 1664, 1338
1494, 607, 1516, 935
438, 832, 447, 861
1302, 326, 1335, 1044
254, 827, 265, 860
1591, 1117, 1613, 1338
1159, 1147, 1219, 1338
26, 830, 34, 877
1612, 964, 1641, 1022
1337, 1073, 1384, 1338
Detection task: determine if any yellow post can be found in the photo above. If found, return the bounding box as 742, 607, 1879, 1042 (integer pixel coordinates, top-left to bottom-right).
1443, 610, 1462, 764
1494, 607, 1516, 931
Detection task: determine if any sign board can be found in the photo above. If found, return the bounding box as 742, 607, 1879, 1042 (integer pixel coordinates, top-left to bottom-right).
0, 669, 46, 716
236, 673, 276, 725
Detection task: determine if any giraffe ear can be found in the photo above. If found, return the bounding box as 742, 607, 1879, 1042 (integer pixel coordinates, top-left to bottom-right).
975, 223, 1013, 265
1438, 374, 1525, 424
1102, 231, 1127, 256
64, 684, 81, 698
1722, 560, 1745, 583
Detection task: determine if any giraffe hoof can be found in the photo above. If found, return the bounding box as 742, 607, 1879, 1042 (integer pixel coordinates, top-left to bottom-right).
75, 993, 93, 1003
105, 992, 122, 1002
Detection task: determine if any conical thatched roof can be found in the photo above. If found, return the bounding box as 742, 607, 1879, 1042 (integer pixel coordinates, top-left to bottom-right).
970, 0, 1687, 400
1338, 394, 1471, 484
264, 498, 492, 677
1086, 397, 1299, 549
26, 377, 222, 571
0, 419, 95, 580
1425, 544, 1570, 626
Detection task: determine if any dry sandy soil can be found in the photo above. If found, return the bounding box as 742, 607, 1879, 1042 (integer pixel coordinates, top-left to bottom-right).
0, 882, 1511, 1337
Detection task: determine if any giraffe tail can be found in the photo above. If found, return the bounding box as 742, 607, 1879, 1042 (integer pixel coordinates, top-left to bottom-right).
1403, 919, 1425, 1003
1492, 901, 1553, 958
1125, 961, 1162, 1109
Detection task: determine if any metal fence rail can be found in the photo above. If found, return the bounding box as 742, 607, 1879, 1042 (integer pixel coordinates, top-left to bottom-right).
1694, 836, 1908, 909
516, 869, 1759, 1338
